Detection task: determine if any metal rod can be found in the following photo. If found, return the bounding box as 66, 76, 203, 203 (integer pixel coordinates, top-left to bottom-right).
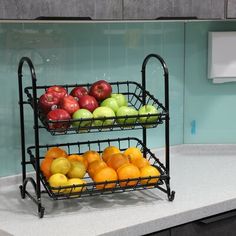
18, 57, 41, 214
18, 67, 26, 185
141, 61, 147, 156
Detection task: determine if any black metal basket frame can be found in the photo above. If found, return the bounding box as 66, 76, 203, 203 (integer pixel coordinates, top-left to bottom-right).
18, 54, 175, 218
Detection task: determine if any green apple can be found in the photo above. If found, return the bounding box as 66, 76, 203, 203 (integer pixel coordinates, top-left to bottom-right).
116, 106, 138, 124
100, 97, 119, 113
93, 107, 115, 126
138, 105, 159, 125
111, 93, 128, 107
72, 109, 93, 127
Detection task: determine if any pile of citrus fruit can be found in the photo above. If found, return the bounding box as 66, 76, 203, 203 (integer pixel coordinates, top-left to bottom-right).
40, 145, 161, 193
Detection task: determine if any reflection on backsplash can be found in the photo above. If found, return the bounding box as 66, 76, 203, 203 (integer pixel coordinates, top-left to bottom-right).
124, 29, 143, 48
0, 26, 68, 76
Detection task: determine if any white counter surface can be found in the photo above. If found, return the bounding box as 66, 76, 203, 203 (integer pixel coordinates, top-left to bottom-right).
0, 144, 236, 236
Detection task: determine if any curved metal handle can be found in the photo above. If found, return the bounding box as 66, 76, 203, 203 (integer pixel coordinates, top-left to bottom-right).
141, 53, 169, 75
141, 53, 169, 111
141, 53, 170, 180
18, 57, 41, 201
18, 56, 39, 136
18, 57, 36, 81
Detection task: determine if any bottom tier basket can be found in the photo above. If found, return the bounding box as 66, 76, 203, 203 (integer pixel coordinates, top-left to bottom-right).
27, 137, 170, 200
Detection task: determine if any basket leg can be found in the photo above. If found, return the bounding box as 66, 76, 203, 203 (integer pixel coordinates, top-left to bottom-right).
162, 177, 175, 201
20, 177, 45, 218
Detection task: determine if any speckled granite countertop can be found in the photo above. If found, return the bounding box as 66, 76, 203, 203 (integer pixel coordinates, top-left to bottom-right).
0, 144, 236, 236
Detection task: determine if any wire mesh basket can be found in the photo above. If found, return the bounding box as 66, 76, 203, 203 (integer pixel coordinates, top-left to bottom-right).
27, 137, 169, 200
24, 81, 167, 135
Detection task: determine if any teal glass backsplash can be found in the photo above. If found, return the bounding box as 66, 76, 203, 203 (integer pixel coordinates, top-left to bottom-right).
184, 21, 236, 143
1, 20, 235, 177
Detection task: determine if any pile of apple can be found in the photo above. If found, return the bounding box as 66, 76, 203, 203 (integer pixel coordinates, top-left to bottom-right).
38, 79, 159, 131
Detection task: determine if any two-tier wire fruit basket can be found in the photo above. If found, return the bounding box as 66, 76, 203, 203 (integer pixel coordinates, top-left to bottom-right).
18, 54, 175, 218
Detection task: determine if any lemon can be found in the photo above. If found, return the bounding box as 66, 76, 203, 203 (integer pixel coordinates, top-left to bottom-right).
48, 173, 68, 192
67, 161, 86, 179
50, 157, 71, 175
66, 178, 86, 193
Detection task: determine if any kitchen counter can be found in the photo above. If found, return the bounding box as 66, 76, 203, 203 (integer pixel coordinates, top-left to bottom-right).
0, 144, 236, 236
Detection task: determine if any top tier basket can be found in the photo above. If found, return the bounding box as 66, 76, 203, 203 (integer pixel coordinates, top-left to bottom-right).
24, 81, 167, 135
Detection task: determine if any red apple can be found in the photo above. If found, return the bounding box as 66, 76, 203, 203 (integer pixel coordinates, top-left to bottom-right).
70, 86, 88, 100
47, 109, 71, 130
89, 80, 112, 101
38, 92, 60, 115
60, 95, 80, 115
46, 86, 67, 100
78, 95, 98, 112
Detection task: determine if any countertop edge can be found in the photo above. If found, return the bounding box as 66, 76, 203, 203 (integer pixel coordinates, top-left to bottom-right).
99, 198, 236, 236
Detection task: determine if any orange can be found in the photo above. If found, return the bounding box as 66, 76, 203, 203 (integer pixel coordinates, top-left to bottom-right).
44, 147, 67, 160
87, 160, 107, 179
106, 153, 129, 171
140, 166, 160, 185
123, 147, 143, 163
117, 163, 140, 187
83, 150, 101, 165
93, 167, 118, 189
67, 154, 88, 170
102, 146, 120, 163
132, 157, 150, 169
40, 157, 53, 179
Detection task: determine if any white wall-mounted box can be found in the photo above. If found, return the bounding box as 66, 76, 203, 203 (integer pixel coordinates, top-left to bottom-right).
208, 32, 236, 83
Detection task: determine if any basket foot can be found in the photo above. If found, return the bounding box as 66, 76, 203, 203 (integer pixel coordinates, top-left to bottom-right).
20, 177, 45, 217
19, 185, 25, 199
38, 206, 45, 218
168, 191, 175, 201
